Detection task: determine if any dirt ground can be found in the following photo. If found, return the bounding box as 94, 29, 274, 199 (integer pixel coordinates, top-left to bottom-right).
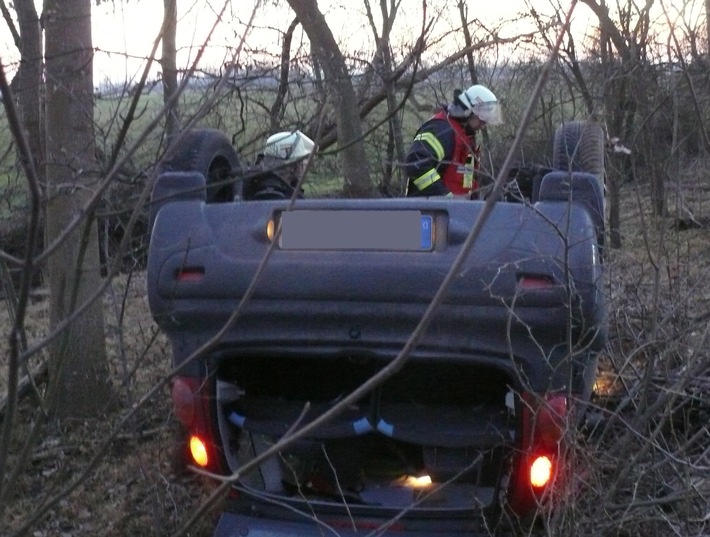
0, 272, 220, 537
1, 174, 710, 537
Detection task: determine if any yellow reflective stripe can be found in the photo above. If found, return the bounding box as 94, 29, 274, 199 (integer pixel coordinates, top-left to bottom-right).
413, 132, 445, 161
413, 169, 441, 190
462, 155, 474, 188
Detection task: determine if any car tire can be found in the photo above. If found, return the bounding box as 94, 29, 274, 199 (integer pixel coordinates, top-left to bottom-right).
158, 129, 241, 203
552, 121, 605, 179
551, 121, 606, 254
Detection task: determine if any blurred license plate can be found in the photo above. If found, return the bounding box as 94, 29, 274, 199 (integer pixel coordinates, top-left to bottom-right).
279, 210, 433, 251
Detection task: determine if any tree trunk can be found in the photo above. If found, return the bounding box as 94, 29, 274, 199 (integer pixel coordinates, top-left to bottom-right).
14, 0, 43, 172
44, 0, 112, 418
161, 0, 180, 140
270, 17, 299, 133
5, 0, 44, 290
378, 0, 405, 196
287, 0, 374, 197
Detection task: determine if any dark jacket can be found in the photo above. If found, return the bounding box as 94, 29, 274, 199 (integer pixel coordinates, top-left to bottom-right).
405, 110, 479, 197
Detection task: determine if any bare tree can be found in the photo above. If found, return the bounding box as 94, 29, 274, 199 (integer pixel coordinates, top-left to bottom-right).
287, 0, 375, 197
162, 0, 180, 140
364, 0, 406, 195
270, 17, 299, 133
43, 0, 112, 418
580, 0, 661, 247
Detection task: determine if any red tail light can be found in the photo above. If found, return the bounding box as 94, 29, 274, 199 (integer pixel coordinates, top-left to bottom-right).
508, 392, 570, 515
171, 377, 196, 427
535, 394, 568, 444
175, 266, 205, 282
189, 435, 210, 467
529, 455, 553, 488
518, 274, 554, 290
171, 376, 220, 471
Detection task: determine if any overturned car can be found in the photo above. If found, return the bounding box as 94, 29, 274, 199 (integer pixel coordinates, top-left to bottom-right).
147, 121, 607, 536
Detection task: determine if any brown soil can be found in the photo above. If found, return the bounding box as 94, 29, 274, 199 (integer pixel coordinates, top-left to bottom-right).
0, 273, 219, 537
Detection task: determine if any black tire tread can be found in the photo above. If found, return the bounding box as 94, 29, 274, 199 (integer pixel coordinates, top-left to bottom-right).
159, 129, 240, 203
552, 121, 605, 178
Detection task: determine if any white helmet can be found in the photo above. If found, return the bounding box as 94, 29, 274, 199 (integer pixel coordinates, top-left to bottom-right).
456, 84, 503, 125
263, 131, 316, 162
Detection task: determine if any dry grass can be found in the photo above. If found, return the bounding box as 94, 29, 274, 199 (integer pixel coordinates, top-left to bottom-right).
0, 273, 219, 537
559, 171, 710, 537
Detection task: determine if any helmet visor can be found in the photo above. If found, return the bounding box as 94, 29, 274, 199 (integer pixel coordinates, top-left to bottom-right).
264, 131, 316, 162
472, 101, 503, 125
290, 132, 316, 160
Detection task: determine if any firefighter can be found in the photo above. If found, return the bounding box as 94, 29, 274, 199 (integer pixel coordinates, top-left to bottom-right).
243, 130, 316, 200
404, 84, 502, 198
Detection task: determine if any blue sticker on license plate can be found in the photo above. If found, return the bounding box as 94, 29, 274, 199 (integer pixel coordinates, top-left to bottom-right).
420, 214, 433, 250
279, 210, 434, 251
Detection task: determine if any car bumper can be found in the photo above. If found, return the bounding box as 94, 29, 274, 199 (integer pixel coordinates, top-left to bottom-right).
213, 511, 506, 537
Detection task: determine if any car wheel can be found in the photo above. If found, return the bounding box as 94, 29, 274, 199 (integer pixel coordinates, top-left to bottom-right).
158, 129, 241, 203
552, 121, 605, 179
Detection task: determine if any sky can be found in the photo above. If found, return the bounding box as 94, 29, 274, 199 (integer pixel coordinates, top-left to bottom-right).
90, 0, 552, 86
92, 0, 224, 87
2, 0, 705, 87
